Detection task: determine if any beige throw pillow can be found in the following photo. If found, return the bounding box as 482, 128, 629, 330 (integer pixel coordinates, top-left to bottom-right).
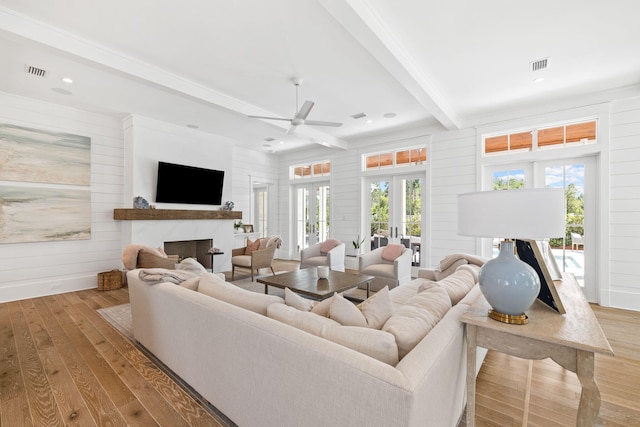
285, 288, 314, 311
327, 287, 393, 329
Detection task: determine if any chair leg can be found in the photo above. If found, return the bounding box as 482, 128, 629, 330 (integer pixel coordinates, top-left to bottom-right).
270, 267, 276, 276
232, 265, 235, 281
251, 269, 254, 281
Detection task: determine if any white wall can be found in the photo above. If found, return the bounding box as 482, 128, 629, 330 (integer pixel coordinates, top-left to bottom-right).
0, 92, 125, 302
121, 115, 251, 272
279, 98, 640, 312
608, 97, 640, 310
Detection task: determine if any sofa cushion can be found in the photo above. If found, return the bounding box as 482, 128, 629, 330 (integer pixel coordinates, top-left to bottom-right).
382, 244, 404, 261
302, 256, 328, 267
176, 257, 207, 275
382, 283, 451, 359
197, 273, 284, 315
361, 263, 395, 279
310, 296, 333, 316
231, 255, 252, 267
245, 238, 260, 255
320, 239, 339, 255
267, 303, 399, 366
419, 268, 476, 306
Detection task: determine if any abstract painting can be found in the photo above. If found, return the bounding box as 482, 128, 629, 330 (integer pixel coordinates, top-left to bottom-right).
0, 123, 91, 185
0, 186, 91, 243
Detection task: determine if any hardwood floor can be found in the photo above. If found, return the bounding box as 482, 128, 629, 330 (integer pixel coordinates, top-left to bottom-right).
1, 263, 639, 426
474, 304, 640, 427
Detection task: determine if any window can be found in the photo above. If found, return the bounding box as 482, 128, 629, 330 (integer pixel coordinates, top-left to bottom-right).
291, 161, 331, 179
364, 146, 427, 171
483, 120, 596, 156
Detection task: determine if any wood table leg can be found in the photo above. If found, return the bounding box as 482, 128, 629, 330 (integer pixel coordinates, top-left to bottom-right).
576, 350, 600, 426
465, 324, 477, 427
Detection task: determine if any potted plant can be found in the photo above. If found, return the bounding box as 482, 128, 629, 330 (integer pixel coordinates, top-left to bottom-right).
348, 235, 366, 256
234, 221, 244, 234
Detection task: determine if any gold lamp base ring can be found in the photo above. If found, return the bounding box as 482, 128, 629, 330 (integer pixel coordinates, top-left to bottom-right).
488, 309, 529, 325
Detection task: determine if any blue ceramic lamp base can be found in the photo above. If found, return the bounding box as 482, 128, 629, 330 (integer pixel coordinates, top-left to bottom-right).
478, 240, 541, 325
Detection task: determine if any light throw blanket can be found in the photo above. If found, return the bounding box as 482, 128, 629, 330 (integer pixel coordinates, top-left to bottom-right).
138, 268, 198, 284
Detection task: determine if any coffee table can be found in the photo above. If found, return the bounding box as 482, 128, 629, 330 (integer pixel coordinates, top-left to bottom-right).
257, 268, 374, 300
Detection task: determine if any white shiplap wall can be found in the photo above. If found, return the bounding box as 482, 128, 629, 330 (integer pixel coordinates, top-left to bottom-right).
428, 128, 478, 267
0, 92, 125, 302
608, 96, 640, 310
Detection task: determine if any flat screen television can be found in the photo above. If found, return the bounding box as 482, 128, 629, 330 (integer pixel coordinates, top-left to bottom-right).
156, 161, 224, 205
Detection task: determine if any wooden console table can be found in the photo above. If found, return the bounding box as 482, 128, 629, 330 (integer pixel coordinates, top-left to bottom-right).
462, 273, 613, 426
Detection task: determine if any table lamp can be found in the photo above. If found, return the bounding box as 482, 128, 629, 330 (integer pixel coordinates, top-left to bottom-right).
458, 188, 565, 324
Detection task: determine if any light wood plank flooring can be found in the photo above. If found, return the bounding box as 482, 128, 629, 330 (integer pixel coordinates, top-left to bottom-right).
2, 262, 639, 426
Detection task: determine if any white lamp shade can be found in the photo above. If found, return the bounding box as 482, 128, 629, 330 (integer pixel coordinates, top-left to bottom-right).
458, 188, 565, 239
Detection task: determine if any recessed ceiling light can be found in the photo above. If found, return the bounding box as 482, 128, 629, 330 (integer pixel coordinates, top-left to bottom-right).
366, 120, 373, 124
51, 88, 72, 95
61, 77, 73, 84
186, 124, 199, 129
279, 141, 284, 145
533, 77, 545, 83
383, 112, 397, 118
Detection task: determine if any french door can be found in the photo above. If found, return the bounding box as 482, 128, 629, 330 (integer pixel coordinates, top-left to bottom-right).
485, 156, 596, 301
367, 174, 423, 266
294, 182, 330, 253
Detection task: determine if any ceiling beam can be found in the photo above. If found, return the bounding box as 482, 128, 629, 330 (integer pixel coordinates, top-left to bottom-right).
0, 6, 348, 149
319, 0, 461, 130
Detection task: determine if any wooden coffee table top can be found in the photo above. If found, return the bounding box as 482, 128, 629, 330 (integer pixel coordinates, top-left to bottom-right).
257, 268, 374, 300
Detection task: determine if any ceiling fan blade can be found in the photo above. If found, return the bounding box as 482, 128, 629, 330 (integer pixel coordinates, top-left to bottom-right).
303, 120, 343, 127
285, 124, 298, 135
247, 115, 292, 122
295, 101, 315, 120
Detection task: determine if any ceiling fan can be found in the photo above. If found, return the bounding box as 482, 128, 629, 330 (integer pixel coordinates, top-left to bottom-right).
248, 80, 342, 135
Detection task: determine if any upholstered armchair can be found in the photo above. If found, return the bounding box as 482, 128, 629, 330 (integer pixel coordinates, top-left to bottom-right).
231, 236, 282, 280
358, 244, 412, 291
300, 239, 346, 272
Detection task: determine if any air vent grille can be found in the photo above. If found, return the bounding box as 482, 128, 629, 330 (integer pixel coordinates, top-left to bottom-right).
24, 65, 47, 77
264, 137, 276, 142
530, 58, 549, 72
351, 112, 367, 120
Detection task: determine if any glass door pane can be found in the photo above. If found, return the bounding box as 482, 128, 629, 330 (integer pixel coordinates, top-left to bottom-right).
295, 187, 310, 253
315, 184, 330, 243
401, 177, 422, 266
544, 163, 586, 286
370, 179, 390, 250
295, 182, 330, 254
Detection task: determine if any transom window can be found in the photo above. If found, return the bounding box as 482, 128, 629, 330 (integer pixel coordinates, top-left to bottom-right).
364, 147, 426, 170
483, 120, 597, 156
291, 161, 331, 179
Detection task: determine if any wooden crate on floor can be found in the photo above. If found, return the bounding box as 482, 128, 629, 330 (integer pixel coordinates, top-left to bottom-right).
97, 270, 124, 290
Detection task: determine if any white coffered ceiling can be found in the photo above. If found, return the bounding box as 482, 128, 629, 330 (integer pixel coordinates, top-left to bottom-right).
0, 0, 639, 153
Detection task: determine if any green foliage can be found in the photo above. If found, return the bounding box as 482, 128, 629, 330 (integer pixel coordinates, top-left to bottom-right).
549, 183, 584, 248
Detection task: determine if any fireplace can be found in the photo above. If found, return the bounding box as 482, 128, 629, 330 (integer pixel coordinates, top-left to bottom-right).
164, 239, 213, 271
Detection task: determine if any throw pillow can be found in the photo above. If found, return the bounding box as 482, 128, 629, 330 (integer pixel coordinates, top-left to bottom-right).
285, 287, 314, 311
176, 257, 207, 276
320, 239, 339, 255
382, 283, 451, 359
245, 238, 260, 255
357, 286, 393, 329
382, 244, 405, 262
310, 296, 334, 316
328, 293, 367, 327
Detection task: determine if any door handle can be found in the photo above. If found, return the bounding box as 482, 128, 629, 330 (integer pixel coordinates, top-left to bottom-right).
395, 227, 398, 238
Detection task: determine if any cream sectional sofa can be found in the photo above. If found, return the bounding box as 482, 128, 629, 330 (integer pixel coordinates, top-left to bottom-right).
128, 265, 483, 427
